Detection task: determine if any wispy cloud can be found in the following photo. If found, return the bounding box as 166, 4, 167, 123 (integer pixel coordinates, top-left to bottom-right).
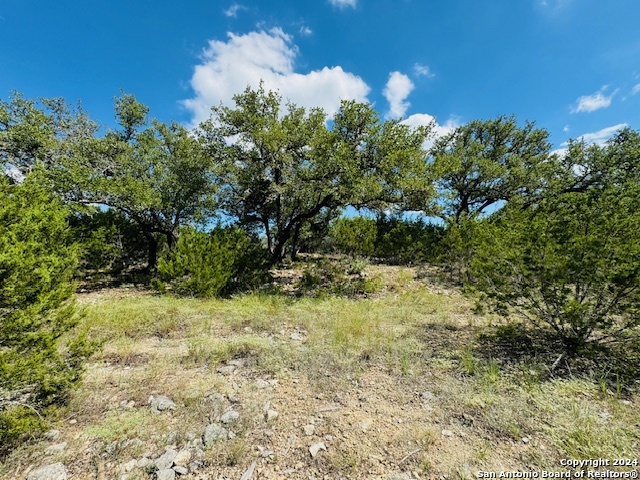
537, 0, 573, 14
576, 124, 628, 145
184, 28, 370, 126
413, 63, 435, 78
631, 83, 640, 96
224, 3, 246, 17
383, 71, 414, 119
559, 123, 628, 149
328, 0, 357, 9
554, 122, 628, 160
299, 25, 313, 36
571, 86, 618, 113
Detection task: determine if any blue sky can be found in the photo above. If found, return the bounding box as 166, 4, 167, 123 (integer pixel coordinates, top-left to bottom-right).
2, 0, 639, 150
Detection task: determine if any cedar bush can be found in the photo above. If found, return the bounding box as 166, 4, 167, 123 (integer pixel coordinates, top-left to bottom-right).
69, 209, 148, 275
471, 187, 640, 350
374, 216, 444, 264
155, 227, 269, 297
329, 216, 377, 257
0, 176, 85, 454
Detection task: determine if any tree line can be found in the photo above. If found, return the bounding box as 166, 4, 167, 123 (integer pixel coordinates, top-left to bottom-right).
1, 85, 639, 451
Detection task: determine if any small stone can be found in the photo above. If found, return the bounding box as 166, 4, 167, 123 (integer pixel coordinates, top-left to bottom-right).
220, 410, 240, 424
441, 429, 454, 437
324, 435, 335, 442
120, 460, 137, 473
44, 429, 61, 440
522, 437, 530, 444
228, 358, 247, 367
119, 400, 135, 410
387, 474, 412, 480
148, 395, 177, 413
68, 419, 77, 424
217, 365, 236, 375
255, 379, 271, 389
420, 391, 435, 402
359, 418, 372, 431
45, 442, 67, 455
210, 393, 226, 404
165, 430, 178, 446
333, 393, 347, 405
137, 457, 153, 468
173, 465, 189, 475
265, 409, 279, 422
154, 448, 178, 470
303, 424, 315, 436
290, 332, 303, 341
227, 394, 241, 404
204, 423, 228, 446
260, 449, 274, 458
105, 440, 119, 455
309, 442, 327, 458
27, 463, 68, 480
173, 450, 192, 467
156, 469, 176, 480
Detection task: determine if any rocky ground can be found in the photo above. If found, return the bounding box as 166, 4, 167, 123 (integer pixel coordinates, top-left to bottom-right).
3, 265, 639, 480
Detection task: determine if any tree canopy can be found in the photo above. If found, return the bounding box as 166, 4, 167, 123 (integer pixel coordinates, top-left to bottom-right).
428, 115, 553, 225
198, 84, 429, 264
51, 94, 219, 269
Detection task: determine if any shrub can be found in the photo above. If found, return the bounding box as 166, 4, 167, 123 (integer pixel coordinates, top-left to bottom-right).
329, 216, 377, 257
471, 187, 640, 351
295, 258, 382, 297
155, 227, 269, 297
0, 176, 85, 454
374, 216, 444, 264
69, 209, 147, 275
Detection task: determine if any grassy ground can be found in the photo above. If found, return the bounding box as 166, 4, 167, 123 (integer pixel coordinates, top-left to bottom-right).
1, 264, 639, 479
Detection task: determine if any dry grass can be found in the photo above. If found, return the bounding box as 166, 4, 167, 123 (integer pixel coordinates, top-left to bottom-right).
1, 264, 639, 479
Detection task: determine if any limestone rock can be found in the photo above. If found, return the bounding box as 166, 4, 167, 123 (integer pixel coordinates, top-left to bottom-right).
220, 410, 239, 424
156, 469, 176, 480
309, 442, 327, 458
148, 395, 177, 413
27, 463, 68, 480
154, 448, 178, 470
173, 449, 192, 467
265, 409, 279, 422
204, 423, 228, 446
173, 465, 189, 475
44, 442, 67, 455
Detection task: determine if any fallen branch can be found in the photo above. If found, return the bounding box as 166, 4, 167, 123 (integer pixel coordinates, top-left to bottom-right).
398, 448, 422, 465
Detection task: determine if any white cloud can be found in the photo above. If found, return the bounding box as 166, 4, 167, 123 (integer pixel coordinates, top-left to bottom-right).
184, 28, 370, 126
559, 123, 628, 150
299, 25, 313, 36
575, 123, 628, 145
571, 86, 618, 113
413, 63, 434, 78
631, 83, 640, 96
402, 113, 460, 150
329, 0, 356, 8
402, 114, 459, 138
224, 3, 245, 17
383, 71, 414, 119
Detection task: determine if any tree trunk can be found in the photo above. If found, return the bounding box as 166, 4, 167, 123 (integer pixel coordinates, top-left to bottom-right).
166, 230, 177, 251
144, 232, 159, 271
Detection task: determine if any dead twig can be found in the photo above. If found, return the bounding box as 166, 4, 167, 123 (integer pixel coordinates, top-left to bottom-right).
398, 448, 422, 465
